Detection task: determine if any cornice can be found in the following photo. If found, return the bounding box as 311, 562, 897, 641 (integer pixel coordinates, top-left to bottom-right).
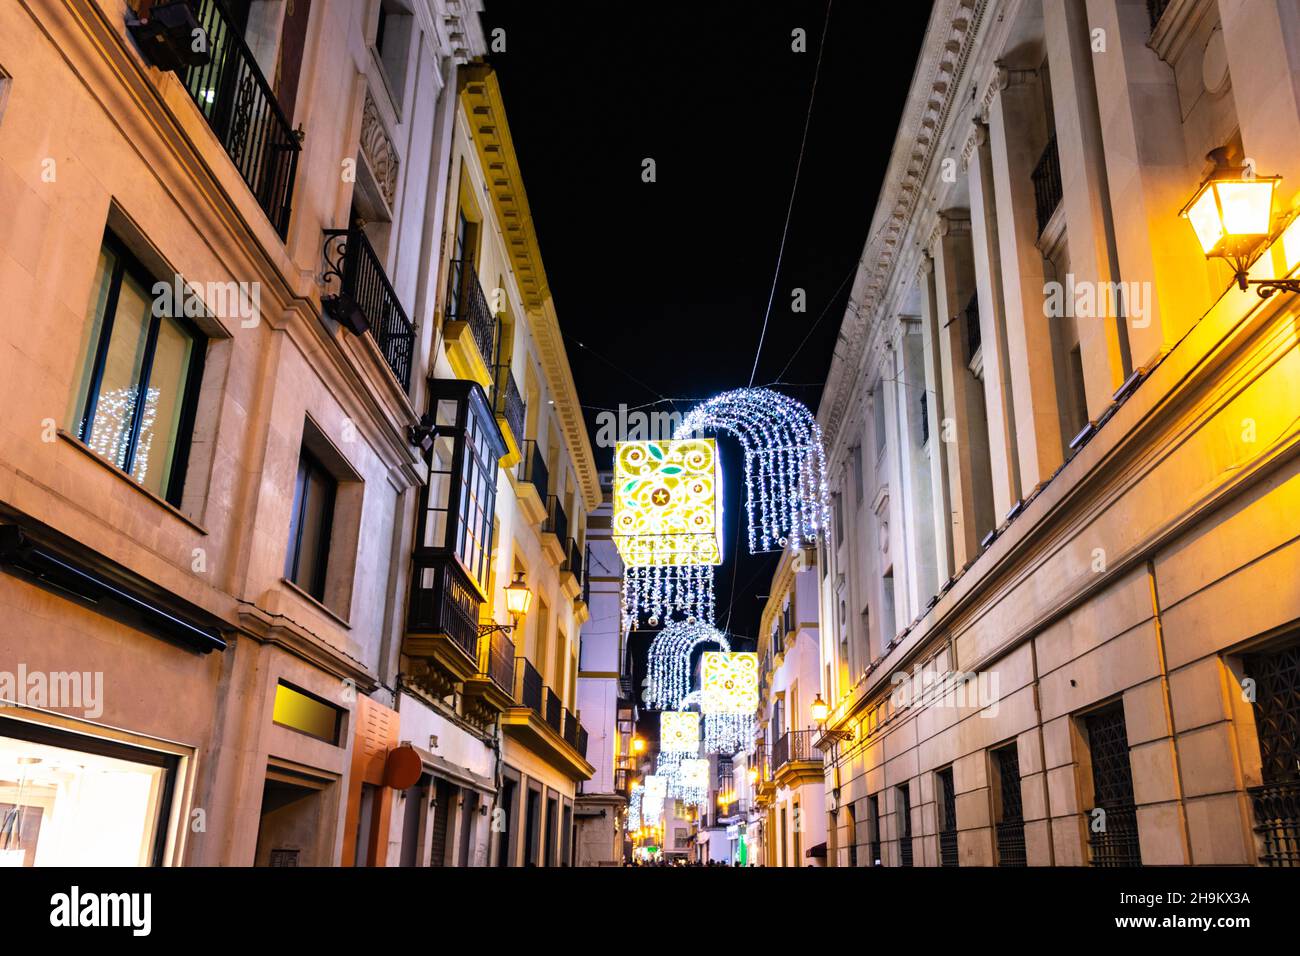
819, 0, 987, 446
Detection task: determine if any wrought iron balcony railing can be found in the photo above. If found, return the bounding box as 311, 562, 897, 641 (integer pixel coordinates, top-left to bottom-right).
773, 729, 824, 770
563, 708, 579, 748
445, 258, 497, 369
1087, 802, 1142, 867
564, 538, 584, 587
1249, 781, 1300, 867
518, 439, 548, 502
545, 688, 563, 733
492, 363, 525, 442
476, 624, 516, 694
406, 554, 480, 661
515, 657, 543, 714
577, 723, 589, 758
323, 226, 415, 390
1031, 133, 1063, 236
543, 495, 568, 544
995, 820, 1027, 867
179, 0, 300, 237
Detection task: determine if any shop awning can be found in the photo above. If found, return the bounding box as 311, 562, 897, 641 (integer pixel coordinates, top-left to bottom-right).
410, 745, 494, 794
805, 841, 827, 859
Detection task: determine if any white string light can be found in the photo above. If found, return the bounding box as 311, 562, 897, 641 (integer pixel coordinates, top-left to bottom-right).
704, 713, 755, 756
621, 564, 716, 632
644, 622, 730, 711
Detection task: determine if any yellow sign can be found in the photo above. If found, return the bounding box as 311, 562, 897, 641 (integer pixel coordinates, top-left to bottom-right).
612, 439, 722, 567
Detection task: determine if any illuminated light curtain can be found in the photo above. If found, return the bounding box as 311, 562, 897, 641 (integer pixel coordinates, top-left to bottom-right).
704, 713, 756, 756
644, 622, 730, 711
675, 388, 830, 554
677, 758, 710, 808
628, 782, 644, 831
612, 439, 723, 569
621, 563, 716, 631
643, 774, 667, 819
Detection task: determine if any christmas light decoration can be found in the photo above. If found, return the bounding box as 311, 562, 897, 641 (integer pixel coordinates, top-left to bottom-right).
700, 651, 760, 715
612, 438, 723, 568
677, 758, 710, 807
621, 563, 716, 631
660, 711, 701, 754
675, 388, 830, 553
643, 774, 667, 819
704, 712, 755, 756
644, 621, 731, 711
628, 782, 644, 831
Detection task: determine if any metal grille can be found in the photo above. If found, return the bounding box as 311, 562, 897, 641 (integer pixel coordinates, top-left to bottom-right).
477, 626, 515, 693
181, 0, 300, 237
868, 794, 881, 867
1086, 705, 1142, 866
515, 657, 542, 713
1245, 641, 1300, 865
1031, 134, 1063, 235
492, 363, 525, 443
518, 439, 549, 501
938, 767, 958, 866
445, 259, 498, 368
544, 495, 568, 543
322, 226, 415, 390
994, 744, 1026, 867
545, 688, 563, 733
897, 784, 913, 867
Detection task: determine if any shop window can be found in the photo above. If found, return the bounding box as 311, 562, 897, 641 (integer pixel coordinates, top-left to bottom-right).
70, 234, 207, 506
0, 717, 178, 866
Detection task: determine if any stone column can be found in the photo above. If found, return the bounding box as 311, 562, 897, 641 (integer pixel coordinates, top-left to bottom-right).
985, 67, 1068, 496
966, 120, 1022, 515
918, 255, 955, 583
1043, 0, 1131, 415
1085, 0, 1215, 370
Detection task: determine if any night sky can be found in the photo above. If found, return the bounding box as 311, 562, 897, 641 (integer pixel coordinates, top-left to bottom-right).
480, 1, 933, 737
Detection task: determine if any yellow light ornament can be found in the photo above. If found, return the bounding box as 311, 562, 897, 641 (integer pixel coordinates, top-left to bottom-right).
612, 439, 723, 568
701, 651, 760, 715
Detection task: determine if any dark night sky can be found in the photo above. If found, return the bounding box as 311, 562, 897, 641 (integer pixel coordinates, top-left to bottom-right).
480, 1, 933, 735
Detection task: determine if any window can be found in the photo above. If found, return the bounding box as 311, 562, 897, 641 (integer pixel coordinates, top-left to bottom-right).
832, 493, 844, 545
846, 802, 858, 867
937, 766, 957, 866
374, 0, 414, 107
992, 743, 1026, 866
896, 783, 912, 866
881, 570, 896, 648
867, 794, 881, 866
286, 446, 337, 601
496, 776, 517, 867
71, 235, 206, 506
1083, 703, 1141, 867
872, 387, 887, 457
919, 391, 929, 446
1242, 638, 1300, 866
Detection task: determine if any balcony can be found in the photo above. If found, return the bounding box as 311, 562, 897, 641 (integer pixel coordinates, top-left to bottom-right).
560, 538, 583, 601
754, 745, 776, 802
170, 0, 301, 237
773, 729, 825, 787
462, 625, 516, 718
502, 658, 593, 780
443, 259, 498, 389
1250, 781, 1300, 867
514, 439, 549, 524
541, 495, 568, 565
492, 363, 525, 468
614, 768, 630, 798
1031, 133, 1063, 236
322, 226, 416, 391
404, 554, 483, 696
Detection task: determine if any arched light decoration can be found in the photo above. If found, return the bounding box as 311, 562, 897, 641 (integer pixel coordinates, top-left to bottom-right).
612, 439, 724, 569
644, 622, 731, 711
659, 711, 701, 754
675, 388, 830, 554
622, 563, 716, 631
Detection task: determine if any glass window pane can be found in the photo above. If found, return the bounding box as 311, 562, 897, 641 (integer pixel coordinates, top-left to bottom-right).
86, 270, 152, 470
71, 247, 117, 433
134, 315, 195, 499
293, 465, 332, 598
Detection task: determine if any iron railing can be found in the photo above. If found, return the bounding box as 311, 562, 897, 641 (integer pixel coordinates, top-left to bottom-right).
898, 785, 913, 867
994, 743, 1027, 866
517, 439, 548, 502
445, 258, 497, 368
1085, 705, 1142, 866
545, 688, 563, 733
995, 820, 1027, 867
773, 729, 824, 770
963, 293, 981, 361
322, 226, 415, 390
180, 0, 299, 237
564, 538, 584, 587
1031, 133, 1063, 235
1249, 781, 1300, 867
938, 767, 958, 866
515, 657, 542, 714
543, 494, 568, 544
1088, 803, 1141, 867
576, 724, 588, 758
562, 708, 579, 748
477, 625, 515, 694
406, 555, 479, 662
492, 363, 525, 442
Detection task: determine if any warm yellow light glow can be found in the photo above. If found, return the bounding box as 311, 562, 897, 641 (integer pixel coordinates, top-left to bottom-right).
700, 651, 759, 715
748, 767, 758, 784
632, 735, 646, 754
612, 439, 723, 568
810, 692, 829, 723
660, 711, 701, 752
679, 758, 709, 790
1180, 164, 1279, 260
504, 572, 533, 616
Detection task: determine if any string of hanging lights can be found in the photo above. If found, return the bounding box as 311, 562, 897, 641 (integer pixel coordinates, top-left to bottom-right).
621, 563, 716, 631
643, 622, 730, 711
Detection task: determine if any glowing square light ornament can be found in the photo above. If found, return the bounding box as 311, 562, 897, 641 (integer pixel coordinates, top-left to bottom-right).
660, 711, 701, 753
644, 775, 667, 802
679, 758, 709, 790
701, 651, 759, 715
613, 439, 722, 568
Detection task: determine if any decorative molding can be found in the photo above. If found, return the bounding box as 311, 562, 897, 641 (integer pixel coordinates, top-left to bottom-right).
360, 88, 400, 210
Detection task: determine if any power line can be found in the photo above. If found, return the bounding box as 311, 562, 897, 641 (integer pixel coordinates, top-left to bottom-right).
747, 0, 834, 388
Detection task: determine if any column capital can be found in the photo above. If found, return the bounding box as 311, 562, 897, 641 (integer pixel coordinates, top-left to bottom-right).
961, 119, 989, 170
980, 62, 1038, 119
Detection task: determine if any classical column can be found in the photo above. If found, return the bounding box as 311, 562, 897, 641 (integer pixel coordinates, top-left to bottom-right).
1043, 0, 1131, 415
1084, 0, 1214, 370
966, 119, 1023, 516
918, 254, 955, 584
985, 65, 1069, 498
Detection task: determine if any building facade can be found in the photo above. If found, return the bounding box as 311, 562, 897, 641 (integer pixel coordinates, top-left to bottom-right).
0, 0, 596, 868
814, 0, 1300, 869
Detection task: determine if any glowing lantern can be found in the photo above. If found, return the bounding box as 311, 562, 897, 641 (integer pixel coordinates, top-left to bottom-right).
612, 439, 723, 568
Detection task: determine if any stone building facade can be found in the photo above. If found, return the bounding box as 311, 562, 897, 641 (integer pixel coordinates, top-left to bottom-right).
815, 0, 1300, 868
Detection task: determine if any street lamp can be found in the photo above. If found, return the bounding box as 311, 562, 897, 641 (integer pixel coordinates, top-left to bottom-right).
481, 573, 532, 639
1180, 148, 1296, 296
812, 692, 853, 744
632, 735, 646, 755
